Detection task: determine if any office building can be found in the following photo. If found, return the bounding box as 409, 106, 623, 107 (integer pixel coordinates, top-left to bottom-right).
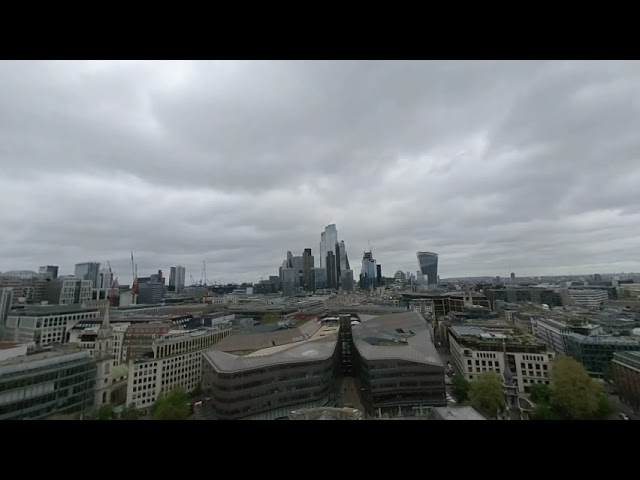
395, 270, 407, 284
122, 323, 172, 362
377, 265, 383, 286
511, 272, 516, 282
3, 305, 101, 347
319, 224, 338, 269
96, 269, 113, 289
46, 276, 93, 305
338, 240, 350, 276
565, 334, 640, 379
447, 324, 555, 393
302, 249, 314, 291
291, 256, 304, 288
127, 326, 231, 412
269, 276, 281, 291
342, 270, 354, 292
326, 252, 337, 289
169, 266, 186, 293
484, 287, 559, 308
311, 268, 326, 291
612, 351, 640, 412
416, 251, 438, 288
564, 289, 609, 309
149, 270, 165, 285
202, 320, 340, 420
38, 266, 59, 280
530, 316, 603, 356
137, 282, 164, 305
0, 345, 96, 420
360, 251, 378, 290
281, 268, 297, 296
74, 262, 101, 288
352, 311, 447, 417
1, 288, 13, 332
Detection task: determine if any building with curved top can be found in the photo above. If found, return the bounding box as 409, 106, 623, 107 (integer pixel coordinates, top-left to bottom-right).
351, 311, 446, 417
417, 251, 438, 288
202, 320, 340, 420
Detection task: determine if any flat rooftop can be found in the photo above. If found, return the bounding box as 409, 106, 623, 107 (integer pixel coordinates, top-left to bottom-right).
9, 305, 100, 316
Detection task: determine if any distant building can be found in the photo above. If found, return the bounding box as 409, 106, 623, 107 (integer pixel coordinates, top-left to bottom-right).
377, 265, 383, 286
531, 316, 603, 356
282, 268, 297, 296
3, 305, 100, 347
319, 224, 338, 269
169, 266, 186, 293
341, 270, 354, 293
137, 282, 164, 305
291, 256, 304, 288
127, 326, 231, 412
74, 262, 101, 288
122, 323, 172, 362
360, 251, 378, 290
417, 252, 438, 289
38, 266, 59, 280
326, 252, 337, 289
448, 324, 555, 393
565, 333, 640, 379
394, 270, 406, 284
565, 289, 609, 309
46, 277, 93, 305
1, 288, 13, 330
612, 351, 640, 412
0, 345, 96, 420
311, 268, 326, 291
302, 249, 314, 291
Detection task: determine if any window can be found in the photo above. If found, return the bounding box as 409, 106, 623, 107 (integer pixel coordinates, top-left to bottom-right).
482, 361, 486, 366
475, 360, 480, 366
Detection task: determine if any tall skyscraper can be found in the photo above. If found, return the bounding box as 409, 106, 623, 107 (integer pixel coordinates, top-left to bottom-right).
311, 268, 326, 291
326, 252, 337, 289
291, 256, 304, 288
302, 249, 314, 291
169, 266, 186, 293
319, 224, 338, 269
360, 251, 378, 290
38, 266, 58, 280
74, 262, 101, 288
416, 252, 438, 289
377, 265, 383, 286
282, 268, 297, 296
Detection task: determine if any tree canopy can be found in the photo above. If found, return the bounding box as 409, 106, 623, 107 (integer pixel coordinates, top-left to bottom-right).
469, 371, 504, 419
95, 404, 115, 420
120, 403, 143, 420
152, 388, 190, 420
452, 374, 471, 402
529, 383, 553, 404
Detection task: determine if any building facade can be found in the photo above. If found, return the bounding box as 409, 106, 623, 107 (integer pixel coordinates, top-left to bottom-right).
169, 266, 186, 293
565, 334, 640, 379
360, 251, 378, 290
0, 347, 96, 420
530, 316, 603, 356
127, 327, 232, 411
38, 266, 59, 280
137, 282, 164, 305
612, 351, 640, 413
448, 325, 555, 393
46, 277, 93, 305
302, 249, 314, 291
74, 262, 101, 288
281, 268, 297, 296
311, 268, 326, 291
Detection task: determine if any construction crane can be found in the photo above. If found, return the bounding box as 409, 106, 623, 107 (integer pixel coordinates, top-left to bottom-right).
190, 274, 196, 286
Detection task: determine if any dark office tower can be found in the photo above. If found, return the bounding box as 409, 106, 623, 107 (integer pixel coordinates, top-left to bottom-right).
510, 272, 515, 283
169, 267, 177, 292
291, 256, 304, 288
38, 266, 59, 280
287, 251, 293, 269
75, 262, 101, 288
335, 242, 342, 288
376, 264, 382, 287
326, 252, 337, 289
302, 248, 314, 291
416, 252, 438, 289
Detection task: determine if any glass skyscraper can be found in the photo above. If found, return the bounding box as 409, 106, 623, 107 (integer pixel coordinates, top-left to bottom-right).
416, 252, 438, 288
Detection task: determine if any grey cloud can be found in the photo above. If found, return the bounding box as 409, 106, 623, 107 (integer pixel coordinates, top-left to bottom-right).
2, 60, 640, 281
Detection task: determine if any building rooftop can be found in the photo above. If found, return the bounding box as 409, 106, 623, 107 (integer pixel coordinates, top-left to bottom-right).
9, 305, 100, 317
204, 320, 339, 372
566, 333, 640, 345
0, 346, 89, 370
352, 311, 442, 366
434, 406, 485, 420
449, 324, 543, 347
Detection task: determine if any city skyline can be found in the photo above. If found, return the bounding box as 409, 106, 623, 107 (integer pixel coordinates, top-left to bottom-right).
2, 61, 640, 281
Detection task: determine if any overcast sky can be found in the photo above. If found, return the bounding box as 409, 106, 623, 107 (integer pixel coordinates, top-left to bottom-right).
1, 60, 640, 283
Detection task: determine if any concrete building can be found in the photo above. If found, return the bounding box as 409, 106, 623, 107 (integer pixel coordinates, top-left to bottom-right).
416, 251, 438, 288
169, 266, 186, 293
127, 326, 231, 411
448, 324, 555, 393
74, 262, 101, 288
612, 351, 640, 412
46, 276, 93, 305
565, 333, 640, 379
530, 316, 603, 356
352, 311, 447, 417
564, 289, 609, 309
0, 345, 96, 420
137, 282, 164, 305
38, 266, 59, 280
202, 320, 340, 420
3, 305, 101, 347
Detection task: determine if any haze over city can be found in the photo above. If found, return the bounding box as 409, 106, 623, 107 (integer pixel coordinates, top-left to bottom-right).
2, 60, 640, 281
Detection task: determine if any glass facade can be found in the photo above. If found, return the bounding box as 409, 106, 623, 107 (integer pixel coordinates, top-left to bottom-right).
416, 251, 438, 286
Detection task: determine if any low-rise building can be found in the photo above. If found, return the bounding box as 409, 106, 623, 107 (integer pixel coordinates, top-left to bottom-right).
448, 324, 554, 393
127, 326, 232, 411
564, 289, 609, 310
612, 351, 640, 412
565, 334, 640, 379
0, 344, 96, 420
3, 305, 101, 347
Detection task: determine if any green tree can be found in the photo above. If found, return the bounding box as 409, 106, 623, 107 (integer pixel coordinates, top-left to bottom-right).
551, 356, 606, 420
469, 371, 504, 419
452, 374, 471, 402
119, 403, 143, 420
529, 383, 553, 404
529, 403, 561, 420
95, 405, 115, 420
152, 387, 190, 420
